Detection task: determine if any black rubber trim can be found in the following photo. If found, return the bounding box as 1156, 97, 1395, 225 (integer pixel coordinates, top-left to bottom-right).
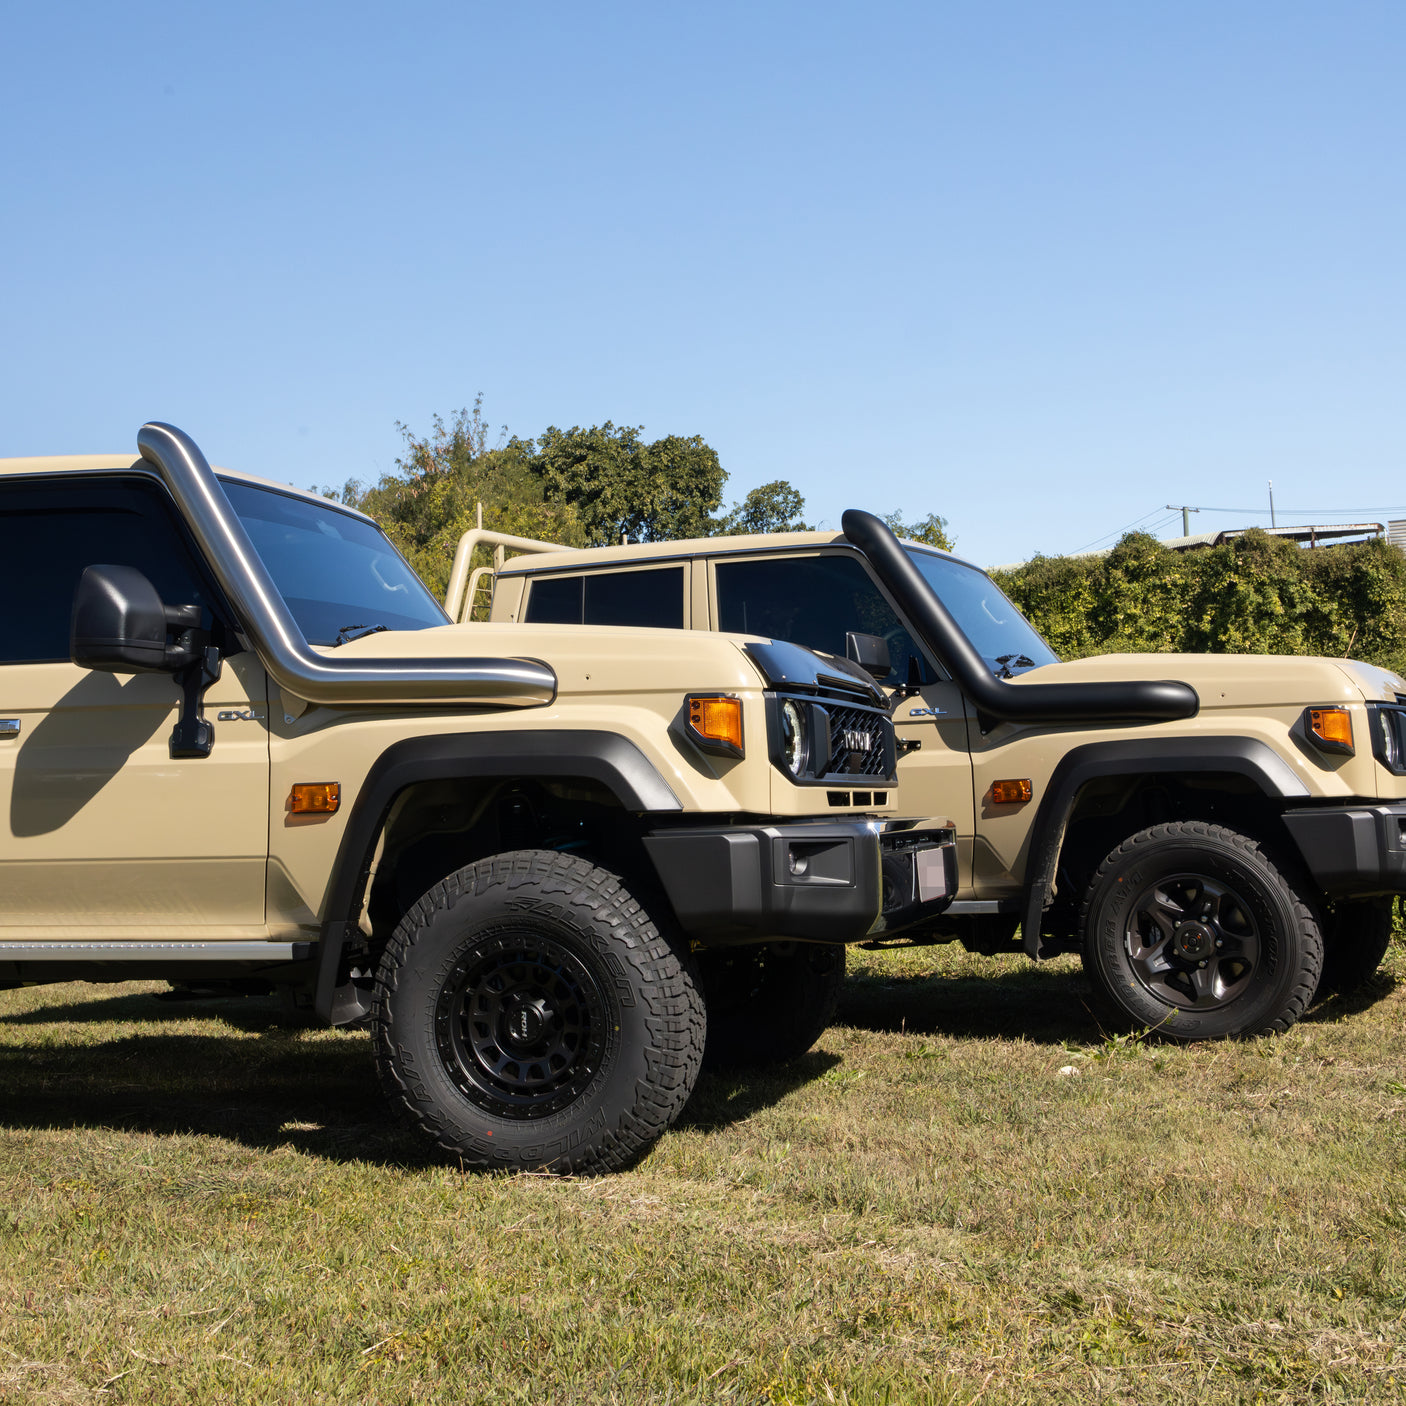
643, 820, 954, 945
744, 639, 886, 707
1019, 737, 1312, 958
644, 820, 883, 943
313, 730, 682, 1021
1281, 803, 1406, 896
841, 509, 1200, 725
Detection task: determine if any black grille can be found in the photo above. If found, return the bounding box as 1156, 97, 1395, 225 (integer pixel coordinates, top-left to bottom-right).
823, 704, 890, 779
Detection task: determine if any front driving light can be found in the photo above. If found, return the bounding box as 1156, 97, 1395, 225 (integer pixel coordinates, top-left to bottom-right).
779, 699, 810, 778
686, 694, 744, 758
1306, 707, 1354, 755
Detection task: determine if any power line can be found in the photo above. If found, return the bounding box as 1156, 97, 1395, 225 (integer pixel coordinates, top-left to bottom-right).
1071, 507, 1175, 555
1171, 504, 1406, 516
1081, 501, 1406, 554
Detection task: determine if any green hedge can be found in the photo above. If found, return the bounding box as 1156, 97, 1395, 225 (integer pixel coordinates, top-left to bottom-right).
990, 530, 1406, 677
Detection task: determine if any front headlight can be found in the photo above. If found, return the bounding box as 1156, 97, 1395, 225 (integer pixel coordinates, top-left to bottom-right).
779, 699, 810, 778
1369, 703, 1406, 775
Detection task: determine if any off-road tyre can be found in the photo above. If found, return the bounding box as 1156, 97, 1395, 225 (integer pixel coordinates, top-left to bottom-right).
372, 850, 705, 1174
1318, 897, 1396, 997
696, 942, 844, 1068
1080, 822, 1321, 1041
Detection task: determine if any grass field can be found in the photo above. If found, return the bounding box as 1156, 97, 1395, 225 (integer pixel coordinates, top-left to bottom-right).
2, 941, 1404, 1405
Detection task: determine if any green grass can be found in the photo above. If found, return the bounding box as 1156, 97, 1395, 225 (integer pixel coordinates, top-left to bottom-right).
3, 944, 1405, 1405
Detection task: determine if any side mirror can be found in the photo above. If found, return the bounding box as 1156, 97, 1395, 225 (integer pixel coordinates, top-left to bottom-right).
70, 565, 221, 759
845, 631, 892, 681
70, 565, 201, 674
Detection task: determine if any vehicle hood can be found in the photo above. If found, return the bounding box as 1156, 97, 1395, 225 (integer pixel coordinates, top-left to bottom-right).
319, 621, 772, 694
1018, 652, 1406, 709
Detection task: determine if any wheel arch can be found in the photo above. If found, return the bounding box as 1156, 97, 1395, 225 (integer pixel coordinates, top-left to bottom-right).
313, 731, 682, 1022
1020, 737, 1311, 959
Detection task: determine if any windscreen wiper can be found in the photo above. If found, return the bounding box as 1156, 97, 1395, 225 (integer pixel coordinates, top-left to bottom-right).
332, 623, 389, 647
994, 653, 1035, 679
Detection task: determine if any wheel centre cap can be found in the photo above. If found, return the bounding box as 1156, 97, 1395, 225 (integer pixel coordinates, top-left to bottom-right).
503, 995, 551, 1047
1172, 921, 1214, 960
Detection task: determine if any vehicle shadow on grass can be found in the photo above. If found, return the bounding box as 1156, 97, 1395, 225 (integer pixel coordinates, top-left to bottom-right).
680, 1051, 843, 1134
3, 967, 1393, 1164
0, 988, 839, 1165
0, 986, 312, 1030
0, 995, 433, 1167
837, 962, 1108, 1046
1302, 969, 1399, 1025
837, 959, 1400, 1044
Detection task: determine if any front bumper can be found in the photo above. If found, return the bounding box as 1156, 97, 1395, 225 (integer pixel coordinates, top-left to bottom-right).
1282, 803, 1406, 896
644, 819, 956, 945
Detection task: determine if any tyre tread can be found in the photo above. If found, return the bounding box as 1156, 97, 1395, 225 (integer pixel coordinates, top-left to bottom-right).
372, 849, 705, 1174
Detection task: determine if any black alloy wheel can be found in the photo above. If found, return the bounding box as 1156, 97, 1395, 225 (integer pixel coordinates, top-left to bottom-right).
1080, 821, 1321, 1041
1120, 871, 1261, 1012
436, 928, 611, 1120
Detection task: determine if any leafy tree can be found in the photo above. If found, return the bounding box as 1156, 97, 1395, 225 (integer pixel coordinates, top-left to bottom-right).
716, 480, 812, 535
531, 422, 726, 546
882, 510, 954, 551
320, 398, 585, 601
993, 529, 1406, 678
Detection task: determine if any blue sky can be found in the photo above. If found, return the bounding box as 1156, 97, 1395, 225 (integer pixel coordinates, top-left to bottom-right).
2, 2, 1402, 567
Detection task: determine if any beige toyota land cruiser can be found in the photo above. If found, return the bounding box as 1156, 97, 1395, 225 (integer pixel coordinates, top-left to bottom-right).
0, 424, 954, 1174
485, 513, 1406, 1042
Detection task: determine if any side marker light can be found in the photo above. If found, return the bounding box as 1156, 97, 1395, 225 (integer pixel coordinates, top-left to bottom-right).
991, 778, 1033, 804
291, 782, 341, 814
685, 694, 744, 757
1306, 707, 1354, 755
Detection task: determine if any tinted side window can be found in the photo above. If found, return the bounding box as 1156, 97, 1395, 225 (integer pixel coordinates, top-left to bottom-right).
0, 476, 215, 665
526, 567, 686, 629
715, 554, 935, 683
525, 575, 584, 624
584, 567, 684, 628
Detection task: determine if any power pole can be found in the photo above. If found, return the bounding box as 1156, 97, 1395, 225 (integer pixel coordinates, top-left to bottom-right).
1166, 504, 1201, 536
1268, 480, 1276, 528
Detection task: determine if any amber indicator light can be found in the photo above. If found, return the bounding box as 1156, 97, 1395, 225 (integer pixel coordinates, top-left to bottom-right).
290, 782, 341, 814
687, 695, 744, 754
991, 778, 1033, 804
1308, 708, 1353, 752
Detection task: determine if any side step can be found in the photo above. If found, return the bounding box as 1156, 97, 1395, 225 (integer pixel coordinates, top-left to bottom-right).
0, 941, 312, 961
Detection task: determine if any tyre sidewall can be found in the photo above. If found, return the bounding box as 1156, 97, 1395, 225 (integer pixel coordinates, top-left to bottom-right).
379, 870, 680, 1172
1085, 832, 1305, 1039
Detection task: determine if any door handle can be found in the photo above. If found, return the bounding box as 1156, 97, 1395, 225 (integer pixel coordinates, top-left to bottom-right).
0, 720, 18, 739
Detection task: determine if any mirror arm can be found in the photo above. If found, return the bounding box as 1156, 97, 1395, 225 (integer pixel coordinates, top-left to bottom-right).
163, 603, 204, 671
169, 645, 222, 759
888, 655, 926, 715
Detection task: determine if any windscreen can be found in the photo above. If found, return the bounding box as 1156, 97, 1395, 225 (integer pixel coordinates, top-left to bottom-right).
906, 549, 1058, 677
222, 482, 448, 645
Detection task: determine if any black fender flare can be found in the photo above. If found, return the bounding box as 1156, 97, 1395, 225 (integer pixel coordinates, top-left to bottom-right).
313, 730, 682, 1021
1020, 737, 1311, 957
